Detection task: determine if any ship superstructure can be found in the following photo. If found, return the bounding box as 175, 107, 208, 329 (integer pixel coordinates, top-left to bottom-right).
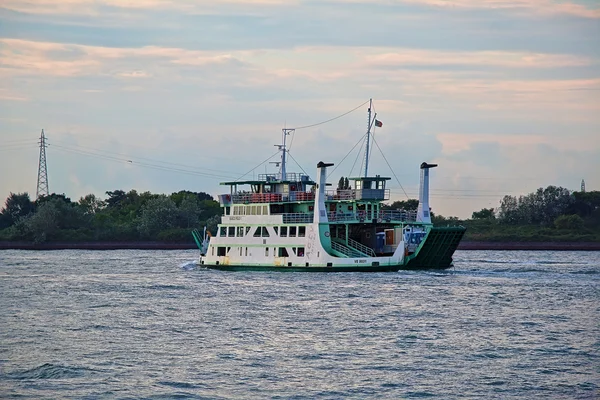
193, 102, 465, 271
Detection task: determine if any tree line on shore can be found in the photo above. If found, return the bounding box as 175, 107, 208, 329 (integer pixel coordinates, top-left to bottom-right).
0, 185, 599, 244
380, 185, 600, 242
0, 190, 221, 243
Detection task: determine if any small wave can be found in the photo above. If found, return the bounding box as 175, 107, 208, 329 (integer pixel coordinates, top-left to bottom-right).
466, 259, 579, 266
149, 284, 188, 290
490, 267, 547, 273
469, 259, 515, 264
570, 270, 600, 275
6, 363, 94, 380
158, 381, 200, 389
180, 260, 197, 270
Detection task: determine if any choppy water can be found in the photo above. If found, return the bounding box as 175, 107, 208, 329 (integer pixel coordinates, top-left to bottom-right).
0, 250, 598, 399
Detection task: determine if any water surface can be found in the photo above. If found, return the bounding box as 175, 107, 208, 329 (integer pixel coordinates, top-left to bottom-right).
1, 250, 598, 399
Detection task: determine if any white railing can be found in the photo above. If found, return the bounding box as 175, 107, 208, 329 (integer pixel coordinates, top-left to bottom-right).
347, 237, 376, 257
259, 172, 311, 182
278, 210, 418, 224
377, 210, 418, 222
324, 189, 391, 201
282, 213, 314, 224
331, 241, 359, 258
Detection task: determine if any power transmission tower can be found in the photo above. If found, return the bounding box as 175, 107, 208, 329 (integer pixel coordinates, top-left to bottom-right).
36, 129, 49, 199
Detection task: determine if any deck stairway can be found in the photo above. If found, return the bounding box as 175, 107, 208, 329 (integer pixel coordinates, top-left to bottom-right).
331, 237, 375, 258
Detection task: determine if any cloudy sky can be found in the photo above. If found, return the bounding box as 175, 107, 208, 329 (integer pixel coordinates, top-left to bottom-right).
1, 0, 599, 218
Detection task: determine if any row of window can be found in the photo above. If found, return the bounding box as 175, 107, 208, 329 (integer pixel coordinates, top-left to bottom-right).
218, 225, 306, 238
229, 205, 269, 216
214, 246, 305, 257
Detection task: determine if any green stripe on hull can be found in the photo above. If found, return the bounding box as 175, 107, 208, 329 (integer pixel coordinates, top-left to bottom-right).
201, 263, 453, 272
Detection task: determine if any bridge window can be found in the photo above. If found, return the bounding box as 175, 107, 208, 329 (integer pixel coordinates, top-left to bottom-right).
253, 227, 261, 237
228, 227, 235, 237
261, 227, 269, 237
280, 226, 288, 237
237, 227, 244, 237
298, 226, 306, 237
289, 226, 297, 237
219, 227, 226, 237
274, 227, 279, 235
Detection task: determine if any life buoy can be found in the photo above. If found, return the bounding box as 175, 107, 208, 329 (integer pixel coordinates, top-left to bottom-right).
290, 185, 297, 191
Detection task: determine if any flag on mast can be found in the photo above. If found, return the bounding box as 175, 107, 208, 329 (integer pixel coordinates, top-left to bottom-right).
375, 119, 383, 127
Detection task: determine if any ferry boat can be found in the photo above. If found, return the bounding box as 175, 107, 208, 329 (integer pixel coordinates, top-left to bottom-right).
192, 104, 465, 272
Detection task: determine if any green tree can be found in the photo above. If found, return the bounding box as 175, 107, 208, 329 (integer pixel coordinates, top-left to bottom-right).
554, 214, 584, 230
138, 195, 179, 237
105, 190, 127, 208
79, 194, 105, 215
336, 177, 350, 190
569, 191, 600, 218
24, 201, 59, 243
472, 208, 495, 220
178, 195, 200, 228
383, 199, 419, 211
0, 192, 36, 228
498, 195, 519, 224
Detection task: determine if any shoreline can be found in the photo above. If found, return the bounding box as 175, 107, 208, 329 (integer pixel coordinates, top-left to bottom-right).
1, 241, 599, 251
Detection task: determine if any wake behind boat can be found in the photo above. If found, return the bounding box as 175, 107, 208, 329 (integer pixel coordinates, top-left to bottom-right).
192, 101, 465, 271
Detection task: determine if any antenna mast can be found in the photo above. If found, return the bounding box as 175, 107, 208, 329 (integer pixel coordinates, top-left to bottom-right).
36, 129, 49, 199
279, 128, 294, 180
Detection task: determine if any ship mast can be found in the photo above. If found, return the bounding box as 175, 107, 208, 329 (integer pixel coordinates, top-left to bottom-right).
363, 98, 377, 178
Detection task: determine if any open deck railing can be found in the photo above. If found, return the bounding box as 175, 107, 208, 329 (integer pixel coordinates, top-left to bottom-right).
229, 191, 315, 204
258, 172, 311, 182
324, 189, 391, 201
223, 189, 392, 205
282, 213, 314, 224
277, 210, 418, 224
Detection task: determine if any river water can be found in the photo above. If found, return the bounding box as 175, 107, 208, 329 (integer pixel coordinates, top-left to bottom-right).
0, 250, 598, 399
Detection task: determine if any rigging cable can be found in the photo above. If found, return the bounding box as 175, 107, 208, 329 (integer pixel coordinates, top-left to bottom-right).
285, 151, 310, 178
291, 99, 370, 131
234, 150, 282, 182
350, 134, 367, 178
326, 132, 368, 179
371, 135, 410, 200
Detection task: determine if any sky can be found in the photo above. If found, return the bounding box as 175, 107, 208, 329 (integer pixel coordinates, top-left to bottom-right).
0, 0, 599, 218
